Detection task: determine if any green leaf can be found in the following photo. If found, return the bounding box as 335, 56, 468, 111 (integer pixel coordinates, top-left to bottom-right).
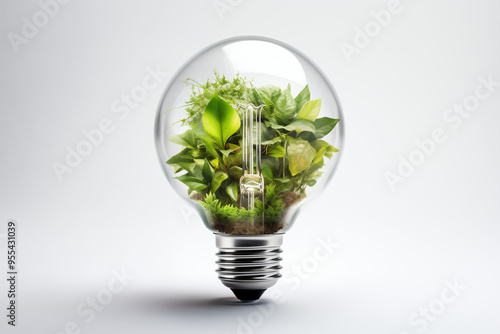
261, 137, 282, 145
178, 161, 197, 175
202, 93, 240, 149
166, 148, 195, 165
325, 144, 339, 159
288, 119, 315, 134
226, 181, 239, 202
261, 161, 274, 181
174, 175, 207, 192
294, 85, 310, 112
254, 122, 273, 142
311, 139, 339, 160
268, 145, 285, 157
199, 135, 219, 159
274, 88, 297, 124
168, 129, 197, 149
265, 118, 315, 134
173, 165, 183, 173
313, 117, 339, 139
211, 171, 228, 193
297, 99, 321, 122
286, 137, 316, 176
202, 159, 214, 182
275, 178, 292, 193
251, 87, 264, 106
312, 147, 326, 165
220, 148, 237, 157
257, 85, 281, 105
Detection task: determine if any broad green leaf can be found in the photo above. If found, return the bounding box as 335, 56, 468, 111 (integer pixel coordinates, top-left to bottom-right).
311, 139, 339, 160
226, 181, 239, 202
177, 161, 197, 175
261, 137, 282, 145
254, 122, 272, 142
288, 119, 315, 134
274, 89, 297, 125
295, 85, 310, 112
265, 119, 290, 131
211, 171, 228, 193
168, 129, 197, 149
275, 182, 292, 193
166, 148, 194, 165
312, 146, 326, 165
220, 148, 237, 157
257, 85, 281, 105
174, 175, 207, 192
261, 161, 274, 181
313, 117, 339, 139
265, 119, 315, 134
273, 177, 291, 192
297, 99, 321, 121
251, 87, 265, 106
286, 137, 316, 176
273, 177, 290, 183
173, 165, 183, 174
203, 93, 240, 149
199, 135, 219, 159
193, 159, 205, 167
202, 159, 214, 182
311, 139, 330, 152
268, 145, 285, 157
190, 149, 206, 159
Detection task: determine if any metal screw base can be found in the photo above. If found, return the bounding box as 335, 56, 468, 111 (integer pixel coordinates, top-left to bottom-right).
215, 233, 283, 301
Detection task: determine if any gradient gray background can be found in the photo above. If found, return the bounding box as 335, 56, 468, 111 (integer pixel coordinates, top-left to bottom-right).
1, 0, 500, 333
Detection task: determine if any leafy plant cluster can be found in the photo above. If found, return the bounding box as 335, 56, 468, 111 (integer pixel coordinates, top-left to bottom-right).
166, 72, 339, 227
200, 184, 283, 224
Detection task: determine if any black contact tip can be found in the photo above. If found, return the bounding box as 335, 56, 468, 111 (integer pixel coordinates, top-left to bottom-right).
231, 289, 267, 302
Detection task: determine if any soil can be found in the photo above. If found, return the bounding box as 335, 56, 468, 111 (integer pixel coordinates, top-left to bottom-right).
191, 190, 306, 235
281, 190, 305, 207
213, 219, 284, 235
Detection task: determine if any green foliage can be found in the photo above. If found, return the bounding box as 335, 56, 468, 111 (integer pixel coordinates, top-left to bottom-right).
202, 93, 241, 149
200, 185, 284, 224
274, 87, 297, 125
294, 85, 310, 112
286, 137, 316, 176
297, 99, 321, 121
167, 70, 341, 219
183, 71, 252, 128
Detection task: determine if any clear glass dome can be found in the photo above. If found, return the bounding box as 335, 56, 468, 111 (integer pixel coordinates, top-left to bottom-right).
155, 36, 344, 235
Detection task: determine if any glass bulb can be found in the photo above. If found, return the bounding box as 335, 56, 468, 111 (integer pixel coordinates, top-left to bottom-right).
154, 36, 344, 301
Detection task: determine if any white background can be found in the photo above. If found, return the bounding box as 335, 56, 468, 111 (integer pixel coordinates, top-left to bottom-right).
1, 0, 500, 333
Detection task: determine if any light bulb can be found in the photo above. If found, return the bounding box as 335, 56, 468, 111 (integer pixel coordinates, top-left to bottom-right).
154, 37, 344, 302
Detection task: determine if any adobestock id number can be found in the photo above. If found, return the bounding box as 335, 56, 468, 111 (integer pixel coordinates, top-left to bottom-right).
7, 221, 17, 271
